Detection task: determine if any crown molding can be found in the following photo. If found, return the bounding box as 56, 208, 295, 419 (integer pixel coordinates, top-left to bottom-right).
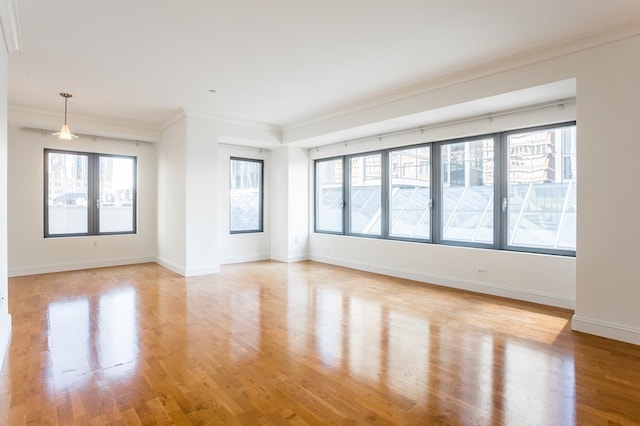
8, 105, 162, 132
283, 18, 640, 134
163, 109, 282, 135
0, 0, 22, 53
8, 105, 162, 143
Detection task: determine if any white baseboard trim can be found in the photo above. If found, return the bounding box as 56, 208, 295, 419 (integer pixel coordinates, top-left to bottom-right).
220, 254, 271, 265
155, 257, 220, 277
270, 254, 310, 263
8, 257, 157, 277
572, 315, 640, 345
184, 265, 220, 277
310, 254, 575, 309
0, 314, 12, 373
155, 257, 186, 276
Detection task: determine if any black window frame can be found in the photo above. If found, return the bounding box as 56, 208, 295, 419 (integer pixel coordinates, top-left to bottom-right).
44, 149, 138, 238
313, 121, 577, 257
229, 157, 264, 234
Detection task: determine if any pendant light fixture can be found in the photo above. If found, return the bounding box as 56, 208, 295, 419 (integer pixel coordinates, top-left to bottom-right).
52, 92, 78, 140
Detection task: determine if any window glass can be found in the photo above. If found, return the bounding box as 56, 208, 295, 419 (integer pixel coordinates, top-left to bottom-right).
349, 153, 382, 235
229, 158, 263, 233
47, 152, 89, 235
389, 146, 431, 240
441, 138, 495, 244
313, 121, 575, 256
507, 125, 577, 250
99, 156, 136, 233
45, 150, 137, 237
316, 158, 344, 233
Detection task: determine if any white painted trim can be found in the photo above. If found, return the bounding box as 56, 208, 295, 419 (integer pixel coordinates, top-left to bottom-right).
184, 110, 282, 134
270, 254, 310, 264
156, 260, 220, 278
572, 315, 640, 346
0, 0, 21, 53
310, 255, 575, 309
0, 314, 12, 372
220, 254, 271, 265
8, 257, 157, 277
184, 265, 220, 277
8, 105, 163, 142
162, 109, 283, 137
155, 257, 186, 276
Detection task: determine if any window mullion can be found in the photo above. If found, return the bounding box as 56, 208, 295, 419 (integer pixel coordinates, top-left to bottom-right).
381, 150, 389, 239
432, 143, 442, 244
88, 154, 98, 235
344, 155, 352, 234
495, 134, 504, 250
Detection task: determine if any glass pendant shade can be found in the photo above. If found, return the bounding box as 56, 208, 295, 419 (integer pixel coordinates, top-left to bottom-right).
58, 124, 75, 140
53, 92, 78, 139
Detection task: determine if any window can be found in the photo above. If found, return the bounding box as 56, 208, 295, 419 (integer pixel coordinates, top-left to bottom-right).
314, 122, 576, 256
389, 146, 431, 240
505, 125, 576, 251
440, 138, 495, 245
315, 158, 343, 233
229, 157, 263, 233
45, 150, 137, 237
348, 153, 382, 235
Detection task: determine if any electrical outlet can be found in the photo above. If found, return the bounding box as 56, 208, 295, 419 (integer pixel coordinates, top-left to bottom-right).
477, 267, 487, 274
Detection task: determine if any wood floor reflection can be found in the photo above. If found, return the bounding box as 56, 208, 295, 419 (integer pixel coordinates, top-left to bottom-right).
1, 261, 639, 425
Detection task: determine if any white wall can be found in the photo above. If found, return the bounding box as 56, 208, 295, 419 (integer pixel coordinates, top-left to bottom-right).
0, 33, 10, 370
157, 114, 223, 276
156, 117, 187, 274
288, 147, 310, 260
184, 116, 219, 275
7, 124, 157, 276
571, 36, 640, 343
270, 146, 310, 263
218, 144, 271, 264
297, 34, 640, 344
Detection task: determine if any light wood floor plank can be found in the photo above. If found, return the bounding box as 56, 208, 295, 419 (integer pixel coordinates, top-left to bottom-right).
1, 260, 639, 424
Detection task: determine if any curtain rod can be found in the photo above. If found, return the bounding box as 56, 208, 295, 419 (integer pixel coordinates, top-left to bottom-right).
312, 97, 576, 152
20, 126, 156, 145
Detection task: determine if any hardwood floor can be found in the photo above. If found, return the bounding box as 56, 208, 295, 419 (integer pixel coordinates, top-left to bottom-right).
0, 261, 639, 425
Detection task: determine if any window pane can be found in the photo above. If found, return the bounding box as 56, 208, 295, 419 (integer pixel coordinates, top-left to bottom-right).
47, 152, 89, 235
99, 156, 135, 233
441, 139, 494, 243
350, 153, 381, 235
389, 146, 431, 239
230, 158, 263, 233
316, 158, 343, 233
507, 125, 576, 251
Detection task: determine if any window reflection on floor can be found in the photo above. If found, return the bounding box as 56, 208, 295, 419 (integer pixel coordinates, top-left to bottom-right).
387, 311, 430, 403
348, 297, 381, 383
98, 288, 138, 377
315, 288, 343, 368
46, 287, 138, 392
231, 289, 261, 360
47, 298, 91, 392
503, 342, 575, 425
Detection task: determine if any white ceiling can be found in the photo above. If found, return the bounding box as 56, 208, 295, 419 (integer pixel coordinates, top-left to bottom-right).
7, 0, 640, 134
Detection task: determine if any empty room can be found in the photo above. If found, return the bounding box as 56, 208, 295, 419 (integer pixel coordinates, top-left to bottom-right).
0, 0, 640, 424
